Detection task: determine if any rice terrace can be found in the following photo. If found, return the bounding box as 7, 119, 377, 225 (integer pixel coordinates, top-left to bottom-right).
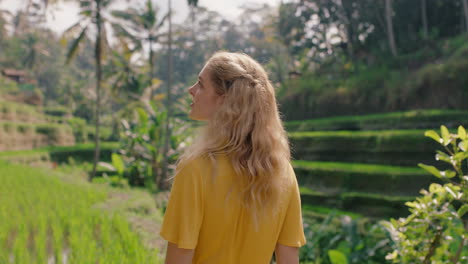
0, 0, 467, 263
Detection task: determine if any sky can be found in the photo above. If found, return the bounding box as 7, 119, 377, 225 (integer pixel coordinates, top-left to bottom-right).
0, 0, 285, 34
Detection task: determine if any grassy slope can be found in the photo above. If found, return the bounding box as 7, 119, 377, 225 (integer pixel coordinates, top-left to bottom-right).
293, 160, 425, 175
0, 161, 163, 263
285, 109, 468, 131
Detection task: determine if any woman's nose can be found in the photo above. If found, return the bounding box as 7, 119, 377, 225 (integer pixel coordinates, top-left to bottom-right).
188, 84, 195, 96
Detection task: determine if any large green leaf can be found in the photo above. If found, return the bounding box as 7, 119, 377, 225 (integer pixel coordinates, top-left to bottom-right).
418, 163, 442, 178
440, 170, 456, 179
458, 126, 467, 140
65, 25, 89, 64
458, 204, 468, 218
459, 140, 468, 151
328, 250, 348, 264
424, 130, 441, 144
435, 151, 451, 163
440, 125, 451, 146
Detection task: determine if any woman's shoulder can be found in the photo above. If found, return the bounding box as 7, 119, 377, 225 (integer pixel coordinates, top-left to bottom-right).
175, 154, 215, 174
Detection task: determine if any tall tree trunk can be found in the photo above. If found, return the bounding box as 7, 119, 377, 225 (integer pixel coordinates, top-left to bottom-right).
421, 0, 428, 39
462, 0, 468, 33
90, 0, 102, 181
161, 0, 173, 190
149, 38, 154, 79
385, 0, 398, 56
337, 0, 354, 59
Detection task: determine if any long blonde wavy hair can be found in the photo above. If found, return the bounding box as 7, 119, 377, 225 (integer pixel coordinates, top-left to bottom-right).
179, 51, 291, 221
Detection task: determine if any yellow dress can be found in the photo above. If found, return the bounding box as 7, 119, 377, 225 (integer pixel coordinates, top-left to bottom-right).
160, 154, 306, 264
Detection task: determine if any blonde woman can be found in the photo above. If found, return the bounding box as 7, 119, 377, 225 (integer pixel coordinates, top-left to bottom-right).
160, 52, 306, 264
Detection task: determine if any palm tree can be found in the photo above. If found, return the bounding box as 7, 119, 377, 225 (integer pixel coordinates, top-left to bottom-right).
111, 0, 168, 85
385, 0, 397, 56
62, 0, 114, 181
421, 0, 428, 39
462, 0, 468, 34
157, 0, 199, 188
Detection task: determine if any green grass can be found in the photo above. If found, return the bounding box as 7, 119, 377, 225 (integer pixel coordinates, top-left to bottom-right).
293, 160, 425, 175
0, 121, 73, 135
285, 109, 468, 132
0, 142, 120, 164
293, 160, 434, 197
289, 129, 427, 138
299, 186, 414, 202
299, 186, 414, 218
0, 161, 162, 263
0, 142, 119, 157
0, 100, 65, 124
289, 129, 443, 166
301, 204, 363, 220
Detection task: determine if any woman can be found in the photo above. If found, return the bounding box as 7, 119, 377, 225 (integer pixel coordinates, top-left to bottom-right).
160, 52, 306, 264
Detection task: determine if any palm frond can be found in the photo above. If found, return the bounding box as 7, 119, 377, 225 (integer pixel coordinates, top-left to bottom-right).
65, 25, 89, 64
100, 22, 112, 61
156, 11, 169, 29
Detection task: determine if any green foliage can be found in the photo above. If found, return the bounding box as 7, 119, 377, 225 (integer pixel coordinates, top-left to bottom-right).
300, 186, 413, 218
294, 160, 431, 197
0, 161, 161, 263
115, 104, 189, 189
280, 34, 468, 120
0, 76, 20, 94
48, 142, 118, 163
67, 117, 88, 143
86, 125, 114, 141
383, 126, 468, 264
285, 109, 468, 132
299, 213, 391, 264
290, 129, 443, 166
43, 106, 70, 117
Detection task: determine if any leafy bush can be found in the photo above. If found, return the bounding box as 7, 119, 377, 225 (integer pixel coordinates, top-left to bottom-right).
0, 76, 20, 94
67, 117, 88, 143
290, 130, 441, 166
383, 126, 468, 263
48, 142, 118, 163
285, 109, 468, 132
102, 104, 189, 190
299, 213, 391, 264
43, 106, 70, 117
294, 160, 433, 196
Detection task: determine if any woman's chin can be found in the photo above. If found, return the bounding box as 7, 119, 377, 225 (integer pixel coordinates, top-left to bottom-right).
189, 112, 207, 122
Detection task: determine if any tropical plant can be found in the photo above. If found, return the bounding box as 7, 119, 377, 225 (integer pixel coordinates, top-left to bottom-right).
62, 0, 115, 180
383, 125, 468, 264
104, 38, 147, 99
110, 103, 189, 190
299, 213, 391, 264
111, 0, 168, 80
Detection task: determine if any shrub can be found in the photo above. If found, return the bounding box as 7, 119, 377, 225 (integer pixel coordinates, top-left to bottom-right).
383, 126, 468, 263
43, 106, 70, 117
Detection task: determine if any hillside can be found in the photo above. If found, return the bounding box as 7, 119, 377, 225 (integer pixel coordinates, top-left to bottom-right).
279, 35, 468, 120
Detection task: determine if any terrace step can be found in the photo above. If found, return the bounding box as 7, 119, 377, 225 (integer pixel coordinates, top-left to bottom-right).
285, 109, 468, 132
289, 129, 444, 166
299, 187, 414, 218
293, 160, 439, 197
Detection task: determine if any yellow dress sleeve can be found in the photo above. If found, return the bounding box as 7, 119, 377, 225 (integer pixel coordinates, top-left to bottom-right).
159, 161, 204, 249
277, 175, 306, 247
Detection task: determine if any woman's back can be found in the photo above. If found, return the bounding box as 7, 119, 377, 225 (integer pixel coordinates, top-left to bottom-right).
160, 154, 305, 264
161, 51, 305, 263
